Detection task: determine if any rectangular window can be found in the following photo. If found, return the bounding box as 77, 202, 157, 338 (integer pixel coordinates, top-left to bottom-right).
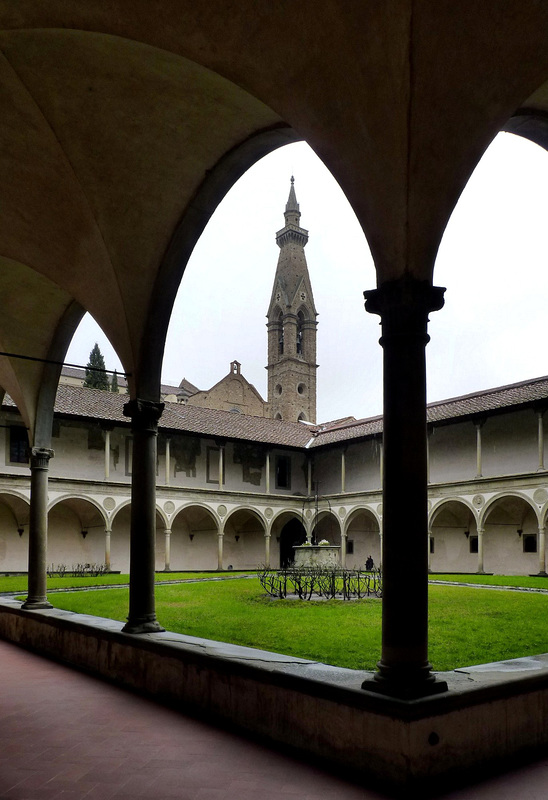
8, 426, 28, 465
429, 537, 435, 554
346, 539, 354, 555
275, 455, 291, 489
207, 446, 220, 484
469, 535, 478, 554
523, 534, 537, 553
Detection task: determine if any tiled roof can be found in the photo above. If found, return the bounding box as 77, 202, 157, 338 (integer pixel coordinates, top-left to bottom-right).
5, 374, 548, 451
309, 375, 548, 447
51, 384, 311, 449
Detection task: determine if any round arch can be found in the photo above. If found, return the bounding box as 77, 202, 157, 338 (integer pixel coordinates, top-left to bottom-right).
170, 503, 220, 571
343, 506, 381, 570
311, 508, 341, 546
429, 498, 477, 573
47, 495, 109, 569
269, 509, 306, 568
480, 492, 540, 575
0, 491, 30, 572
223, 507, 267, 570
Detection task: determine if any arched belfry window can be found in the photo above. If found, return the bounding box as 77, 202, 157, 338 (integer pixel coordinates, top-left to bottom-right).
278, 311, 284, 356
297, 310, 305, 356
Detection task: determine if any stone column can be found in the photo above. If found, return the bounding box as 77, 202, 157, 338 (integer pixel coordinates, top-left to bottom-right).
264, 531, 271, 568
218, 444, 224, 490
164, 527, 171, 571
477, 526, 485, 574
265, 450, 270, 494
122, 399, 164, 633
362, 277, 446, 698
23, 447, 54, 609
475, 421, 483, 478
340, 531, 347, 568
307, 458, 313, 496
538, 524, 546, 575
165, 437, 171, 485
537, 411, 545, 472
217, 530, 224, 571
341, 450, 346, 493
427, 529, 432, 572
104, 429, 111, 480
378, 528, 383, 571
379, 437, 384, 488
104, 526, 111, 572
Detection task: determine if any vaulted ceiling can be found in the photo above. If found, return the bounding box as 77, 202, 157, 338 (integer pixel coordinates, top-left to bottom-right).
1, 2, 548, 434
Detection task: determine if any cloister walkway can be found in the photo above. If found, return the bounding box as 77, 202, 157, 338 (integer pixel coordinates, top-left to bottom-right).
0, 638, 547, 800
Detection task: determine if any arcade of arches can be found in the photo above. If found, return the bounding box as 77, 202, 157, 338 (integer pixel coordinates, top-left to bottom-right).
2, 2, 548, 707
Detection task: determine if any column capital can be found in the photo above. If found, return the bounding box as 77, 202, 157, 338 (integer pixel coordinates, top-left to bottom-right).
29, 447, 54, 470
364, 276, 445, 341
123, 399, 164, 432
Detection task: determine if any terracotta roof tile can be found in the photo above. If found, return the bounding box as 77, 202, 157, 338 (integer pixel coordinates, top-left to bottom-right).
5, 375, 548, 451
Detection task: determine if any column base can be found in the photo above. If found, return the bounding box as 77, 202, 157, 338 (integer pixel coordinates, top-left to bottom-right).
21, 598, 53, 610
533, 571, 548, 577
122, 615, 165, 634
362, 661, 448, 700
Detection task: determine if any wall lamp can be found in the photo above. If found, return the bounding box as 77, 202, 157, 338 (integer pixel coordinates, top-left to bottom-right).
189, 533, 194, 542
517, 529, 523, 537
235, 535, 240, 543
17, 528, 24, 537
464, 530, 470, 539
81, 529, 88, 539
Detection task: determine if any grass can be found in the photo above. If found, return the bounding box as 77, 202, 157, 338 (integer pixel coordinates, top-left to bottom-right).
31, 575, 548, 672
431, 573, 548, 589
0, 571, 250, 594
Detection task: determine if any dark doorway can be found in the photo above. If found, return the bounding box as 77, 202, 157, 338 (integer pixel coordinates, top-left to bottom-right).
279, 518, 306, 568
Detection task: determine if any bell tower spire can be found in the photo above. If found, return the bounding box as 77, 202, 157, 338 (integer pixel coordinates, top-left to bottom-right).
266, 178, 318, 423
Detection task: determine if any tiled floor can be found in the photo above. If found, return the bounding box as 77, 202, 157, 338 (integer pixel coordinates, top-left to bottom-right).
1, 639, 548, 800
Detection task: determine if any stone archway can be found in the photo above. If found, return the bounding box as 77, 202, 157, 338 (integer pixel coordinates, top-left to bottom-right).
0, 493, 30, 572
277, 517, 306, 568
482, 494, 538, 575
223, 509, 266, 570
171, 505, 219, 571
430, 500, 476, 573
48, 497, 108, 570
344, 508, 380, 570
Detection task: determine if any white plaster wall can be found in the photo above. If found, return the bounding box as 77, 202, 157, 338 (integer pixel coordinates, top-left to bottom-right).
313, 450, 340, 494
111, 509, 131, 572
346, 530, 380, 570
429, 526, 478, 573
429, 423, 476, 484
0, 504, 28, 571
482, 411, 537, 477
48, 506, 105, 569
345, 441, 382, 493
223, 530, 265, 569
483, 522, 539, 574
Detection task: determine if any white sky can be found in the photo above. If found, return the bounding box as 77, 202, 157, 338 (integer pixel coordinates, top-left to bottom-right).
66, 133, 548, 424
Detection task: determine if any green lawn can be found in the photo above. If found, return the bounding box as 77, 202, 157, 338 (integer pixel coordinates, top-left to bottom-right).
431, 573, 548, 589
0, 572, 249, 594
33, 576, 548, 672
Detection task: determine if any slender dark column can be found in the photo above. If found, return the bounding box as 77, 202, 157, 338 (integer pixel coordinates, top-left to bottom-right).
22, 447, 54, 610
362, 276, 447, 698
122, 399, 165, 633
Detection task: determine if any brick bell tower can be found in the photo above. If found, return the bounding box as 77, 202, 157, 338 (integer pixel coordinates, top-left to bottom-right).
267, 177, 318, 423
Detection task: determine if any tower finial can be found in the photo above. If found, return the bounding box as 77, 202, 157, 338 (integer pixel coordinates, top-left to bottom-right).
285, 176, 299, 214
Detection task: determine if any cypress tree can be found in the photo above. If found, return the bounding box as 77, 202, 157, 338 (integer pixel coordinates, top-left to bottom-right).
83, 343, 110, 391
111, 370, 119, 393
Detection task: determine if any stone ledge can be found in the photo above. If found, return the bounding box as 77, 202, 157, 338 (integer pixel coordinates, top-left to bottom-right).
1, 597, 548, 792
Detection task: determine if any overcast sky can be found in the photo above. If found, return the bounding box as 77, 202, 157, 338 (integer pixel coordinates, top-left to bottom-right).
67, 133, 548, 423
